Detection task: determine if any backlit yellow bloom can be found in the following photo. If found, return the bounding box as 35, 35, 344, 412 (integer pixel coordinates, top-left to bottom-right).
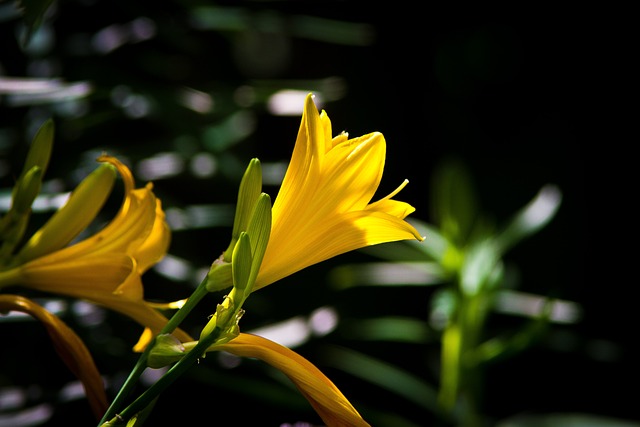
218, 333, 371, 427
0, 156, 192, 348
255, 93, 424, 289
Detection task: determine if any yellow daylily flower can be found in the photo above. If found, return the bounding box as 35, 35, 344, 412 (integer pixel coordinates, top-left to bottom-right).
0, 294, 108, 420
0, 156, 192, 348
218, 333, 371, 427
254, 93, 424, 289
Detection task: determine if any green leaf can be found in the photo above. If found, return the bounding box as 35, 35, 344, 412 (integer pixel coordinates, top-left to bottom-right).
495, 412, 640, 427
459, 238, 504, 296
430, 158, 479, 246
15, 0, 55, 45
328, 261, 446, 289
495, 184, 562, 255
320, 345, 439, 413
340, 316, 432, 343
466, 298, 553, 366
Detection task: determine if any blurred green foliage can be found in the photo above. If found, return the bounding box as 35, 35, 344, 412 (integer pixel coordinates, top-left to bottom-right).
330, 158, 564, 426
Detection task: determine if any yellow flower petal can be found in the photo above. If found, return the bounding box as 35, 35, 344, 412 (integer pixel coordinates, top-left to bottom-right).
0, 295, 108, 420
134, 198, 171, 273
15, 255, 192, 346
1, 155, 192, 349
45, 186, 157, 263
219, 333, 370, 427
19, 254, 135, 293
23, 157, 157, 266
254, 94, 423, 289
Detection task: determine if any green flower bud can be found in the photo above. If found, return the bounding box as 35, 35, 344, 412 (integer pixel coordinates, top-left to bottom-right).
19, 119, 54, 188
13, 166, 43, 215
223, 158, 262, 261
16, 162, 117, 264
1, 120, 52, 248
0, 214, 29, 261
0, 167, 43, 260
147, 334, 186, 369
231, 232, 252, 294
245, 193, 271, 289
205, 257, 233, 292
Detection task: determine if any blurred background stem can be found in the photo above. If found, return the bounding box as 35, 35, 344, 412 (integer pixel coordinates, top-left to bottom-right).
439, 290, 490, 427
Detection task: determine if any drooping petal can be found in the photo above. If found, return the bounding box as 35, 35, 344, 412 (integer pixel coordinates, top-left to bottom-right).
219, 333, 370, 427
0, 295, 108, 420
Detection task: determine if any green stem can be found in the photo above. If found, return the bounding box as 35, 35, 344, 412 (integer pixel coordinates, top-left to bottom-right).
458, 295, 486, 427
98, 278, 212, 426
438, 314, 461, 414
104, 326, 223, 426
437, 292, 489, 427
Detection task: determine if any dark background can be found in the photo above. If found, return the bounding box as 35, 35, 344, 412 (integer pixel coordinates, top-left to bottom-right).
1, 2, 624, 427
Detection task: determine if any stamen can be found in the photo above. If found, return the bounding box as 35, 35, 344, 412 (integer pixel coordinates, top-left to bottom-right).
383, 179, 409, 200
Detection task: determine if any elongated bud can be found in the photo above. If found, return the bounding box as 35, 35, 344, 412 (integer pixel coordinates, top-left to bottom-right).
223, 195, 271, 310
2, 120, 53, 242
13, 166, 43, 215
231, 232, 252, 295
223, 158, 262, 261
19, 119, 54, 185
16, 163, 117, 263
245, 193, 271, 290
0, 167, 44, 258
0, 167, 42, 236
